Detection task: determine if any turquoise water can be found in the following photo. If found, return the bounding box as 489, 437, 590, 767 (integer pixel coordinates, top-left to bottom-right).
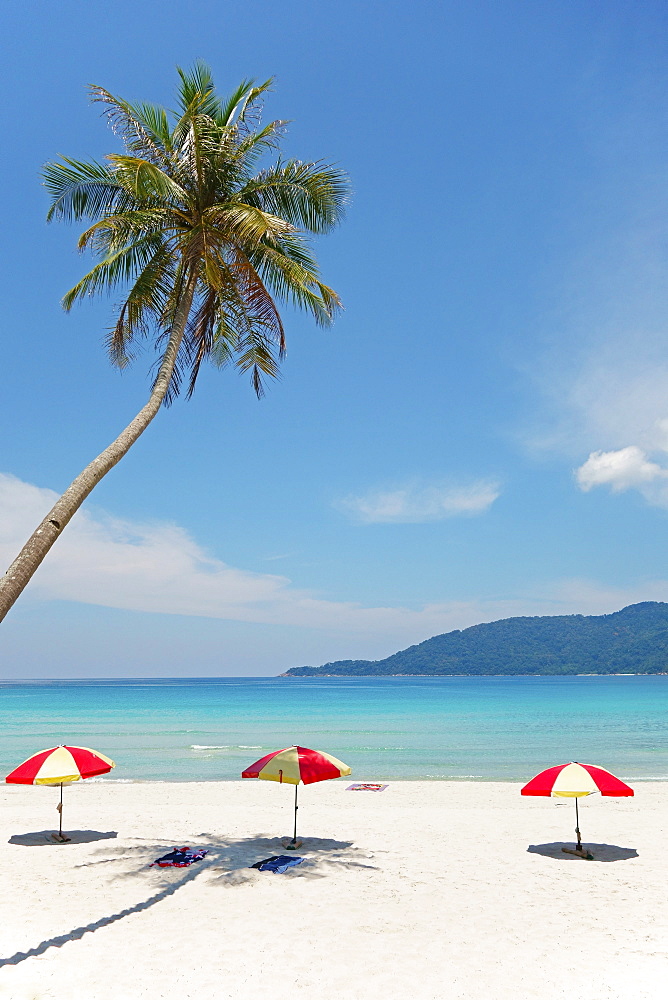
1, 676, 667, 782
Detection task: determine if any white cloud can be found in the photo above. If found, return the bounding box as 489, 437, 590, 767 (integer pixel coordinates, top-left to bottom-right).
336, 481, 500, 524
1, 473, 666, 653
575, 442, 668, 508
576, 445, 668, 493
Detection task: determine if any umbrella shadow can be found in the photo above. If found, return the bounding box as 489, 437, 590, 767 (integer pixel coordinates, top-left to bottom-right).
9, 830, 118, 847
528, 842, 639, 862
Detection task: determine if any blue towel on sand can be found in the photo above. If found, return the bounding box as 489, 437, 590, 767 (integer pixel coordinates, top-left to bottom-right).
251, 854, 305, 874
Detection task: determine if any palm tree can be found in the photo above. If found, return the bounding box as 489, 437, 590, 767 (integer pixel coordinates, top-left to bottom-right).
0, 63, 347, 624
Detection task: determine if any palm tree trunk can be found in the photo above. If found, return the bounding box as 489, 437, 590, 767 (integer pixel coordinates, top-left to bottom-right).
0, 274, 197, 625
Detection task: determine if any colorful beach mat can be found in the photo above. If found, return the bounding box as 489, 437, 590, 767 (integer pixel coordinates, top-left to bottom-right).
151, 847, 208, 867
346, 783, 388, 791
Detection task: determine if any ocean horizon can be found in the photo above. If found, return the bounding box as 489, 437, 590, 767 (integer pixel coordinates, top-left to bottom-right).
2, 675, 667, 783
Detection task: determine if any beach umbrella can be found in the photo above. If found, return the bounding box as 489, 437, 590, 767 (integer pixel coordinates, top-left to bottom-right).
242, 745, 351, 849
521, 761, 633, 859
6, 745, 115, 842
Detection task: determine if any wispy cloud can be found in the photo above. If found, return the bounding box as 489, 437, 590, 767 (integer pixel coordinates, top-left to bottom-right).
0, 472, 501, 638
335, 480, 500, 524
521, 91, 668, 480
532, 341, 668, 460
1, 474, 665, 649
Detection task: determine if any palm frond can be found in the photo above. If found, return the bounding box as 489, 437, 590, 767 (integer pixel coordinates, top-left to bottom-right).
131, 102, 173, 152
216, 78, 260, 127
77, 208, 182, 254
106, 155, 189, 205
209, 311, 237, 370
107, 243, 176, 366
44, 158, 133, 222
239, 159, 349, 233
90, 87, 173, 167
204, 203, 295, 247
229, 248, 285, 355
235, 328, 282, 397
175, 61, 221, 118
62, 234, 169, 308
230, 119, 288, 173
183, 286, 220, 397
254, 245, 341, 326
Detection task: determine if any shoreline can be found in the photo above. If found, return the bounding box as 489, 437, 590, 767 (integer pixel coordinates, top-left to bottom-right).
3, 671, 668, 682
78, 773, 668, 783
280, 671, 668, 677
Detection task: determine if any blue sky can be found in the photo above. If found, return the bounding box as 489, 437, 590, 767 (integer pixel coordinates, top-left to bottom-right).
2, 0, 668, 676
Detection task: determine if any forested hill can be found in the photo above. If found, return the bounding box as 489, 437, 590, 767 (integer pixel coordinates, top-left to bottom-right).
282, 602, 668, 676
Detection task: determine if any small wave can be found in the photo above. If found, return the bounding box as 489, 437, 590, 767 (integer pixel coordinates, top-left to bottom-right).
86, 777, 135, 783
189, 744, 263, 751
420, 774, 484, 779
190, 745, 230, 750
625, 775, 668, 780
352, 747, 407, 751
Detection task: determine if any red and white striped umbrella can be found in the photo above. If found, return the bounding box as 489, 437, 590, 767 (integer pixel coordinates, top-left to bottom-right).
6, 745, 115, 842
6, 745, 115, 786
521, 762, 633, 858
242, 745, 350, 785
521, 761, 634, 799
242, 745, 351, 847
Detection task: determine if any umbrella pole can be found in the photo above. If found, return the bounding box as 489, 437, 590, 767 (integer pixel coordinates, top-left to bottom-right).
52, 782, 69, 841
561, 796, 593, 859
289, 783, 298, 848
286, 783, 300, 850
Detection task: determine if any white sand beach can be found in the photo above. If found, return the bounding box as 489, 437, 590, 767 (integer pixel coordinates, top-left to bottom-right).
0, 779, 665, 1000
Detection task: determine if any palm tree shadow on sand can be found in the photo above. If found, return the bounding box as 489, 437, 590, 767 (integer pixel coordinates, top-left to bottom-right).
9, 830, 118, 846
527, 842, 638, 862
207, 834, 377, 885
0, 857, 204, 968
0, 833, 374, 968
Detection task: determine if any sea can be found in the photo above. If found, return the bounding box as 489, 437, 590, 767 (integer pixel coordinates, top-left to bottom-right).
1, 675, 667, 783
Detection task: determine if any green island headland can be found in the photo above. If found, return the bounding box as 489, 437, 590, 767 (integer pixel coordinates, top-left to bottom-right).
282, 601, 668, 676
